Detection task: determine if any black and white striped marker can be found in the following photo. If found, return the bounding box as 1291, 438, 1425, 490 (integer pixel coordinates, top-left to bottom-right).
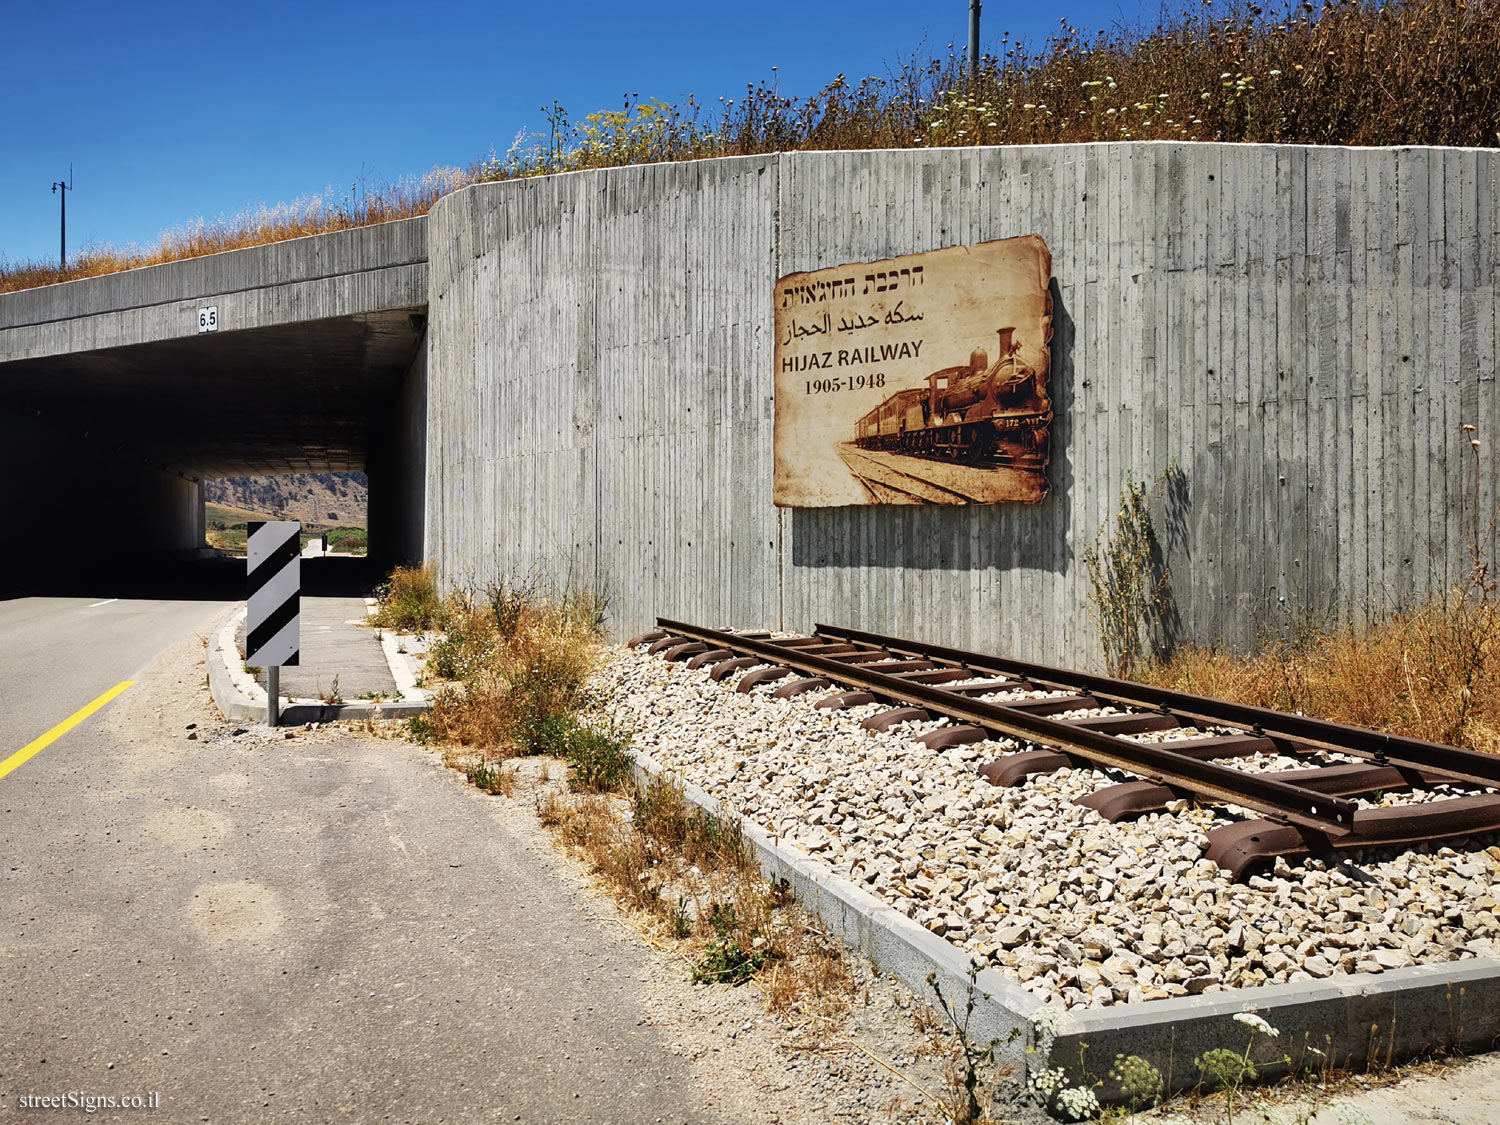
247, 521, 301, 668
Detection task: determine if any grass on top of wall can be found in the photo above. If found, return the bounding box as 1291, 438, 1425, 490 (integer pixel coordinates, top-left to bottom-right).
0, 168, 461, 295
4, 0, 1498, 295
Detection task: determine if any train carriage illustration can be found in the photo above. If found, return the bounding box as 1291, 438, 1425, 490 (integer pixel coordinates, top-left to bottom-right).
852, 327, 1051, 468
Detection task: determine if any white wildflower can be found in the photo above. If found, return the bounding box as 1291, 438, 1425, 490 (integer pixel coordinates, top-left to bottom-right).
1029, 1067, 1068, 1096
1057, 1086, 1101, 1120
1032, 1006, 1064, 1037
1233, 1011, 1279, 1037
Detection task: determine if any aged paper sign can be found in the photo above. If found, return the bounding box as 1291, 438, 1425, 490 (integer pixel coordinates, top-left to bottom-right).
773, 237, 1053, 507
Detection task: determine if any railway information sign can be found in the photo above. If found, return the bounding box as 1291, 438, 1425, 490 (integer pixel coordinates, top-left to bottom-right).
772, 237, 1053, 507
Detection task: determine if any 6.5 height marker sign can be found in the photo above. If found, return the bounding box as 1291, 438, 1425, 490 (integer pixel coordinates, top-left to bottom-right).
246, 521, 300, 667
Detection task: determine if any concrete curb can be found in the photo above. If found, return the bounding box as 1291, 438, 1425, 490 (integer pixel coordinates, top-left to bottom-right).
206, 605, 430, 725
628, 749, 1500, 1100
202, 613, 1500, 1100
629, 748, 1042, 1072
373, 620, 428, 701
1054, 957, 1500, 1093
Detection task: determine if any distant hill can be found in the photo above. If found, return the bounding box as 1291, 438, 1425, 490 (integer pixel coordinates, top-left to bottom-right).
204, 472, 368, 527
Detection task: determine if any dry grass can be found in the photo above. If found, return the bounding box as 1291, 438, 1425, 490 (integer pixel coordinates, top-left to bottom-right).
1, 168, 461, 294
538, 776, 854, 1015
399, 573, 606, 756
370, 563, 447, 633
1145, 429, 1499, 754
6, 1, 1498, 295
1142, 593, 1500, 753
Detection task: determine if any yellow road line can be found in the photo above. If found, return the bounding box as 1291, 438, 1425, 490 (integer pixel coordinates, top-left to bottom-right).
0, 681, 134, 781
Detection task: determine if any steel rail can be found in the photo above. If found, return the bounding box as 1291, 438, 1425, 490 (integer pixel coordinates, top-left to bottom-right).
655, 618, 1358, 836
814, 622, 1500, 790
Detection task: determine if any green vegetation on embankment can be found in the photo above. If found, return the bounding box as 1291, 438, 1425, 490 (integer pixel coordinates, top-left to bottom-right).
4, 0, 1496, 294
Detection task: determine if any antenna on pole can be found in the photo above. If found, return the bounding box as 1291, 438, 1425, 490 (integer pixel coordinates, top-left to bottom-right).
969, 2, 981, 87
51, 164, 73, 271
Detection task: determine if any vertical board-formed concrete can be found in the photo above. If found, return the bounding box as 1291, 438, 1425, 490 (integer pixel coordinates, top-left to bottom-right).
428, 143, 1500, 666
367, 332, 429, 566
428, 158, 780, 628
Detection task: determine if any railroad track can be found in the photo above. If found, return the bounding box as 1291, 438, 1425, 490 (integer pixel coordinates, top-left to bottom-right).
628, 620, 1500, 880
836, 445, 986, 504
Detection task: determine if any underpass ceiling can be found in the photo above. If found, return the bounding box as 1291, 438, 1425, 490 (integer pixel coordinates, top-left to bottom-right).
0, 309, 425, 479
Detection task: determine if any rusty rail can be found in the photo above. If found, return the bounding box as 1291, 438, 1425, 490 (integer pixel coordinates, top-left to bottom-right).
654, 618, 1359, 836
636, 620, 1500, 879
814, 622, 1500, 790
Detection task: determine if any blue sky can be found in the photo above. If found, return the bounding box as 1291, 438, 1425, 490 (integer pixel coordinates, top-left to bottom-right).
1, 0, 1155, 267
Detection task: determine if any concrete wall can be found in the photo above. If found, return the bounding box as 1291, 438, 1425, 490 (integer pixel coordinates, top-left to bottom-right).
427, 156, 780, 625
426, 143, 1499, 664
368, 330, 429, 567
0, 218, 428, 361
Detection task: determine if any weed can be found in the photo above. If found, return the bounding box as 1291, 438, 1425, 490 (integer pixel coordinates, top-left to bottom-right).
487, 573, 539, 636
1108, 1053, 1163, 1118
564, 722, 635, 793
925, 966, 1019, 1125
1084, 467, 1177, 678
402, 569, 606, 756
632, 778, 751, 873
407, 711, 436, 745
1194, 1012, 1290, 1125
692, 902, 773, 985
670, 896, 693, 940
1026, 1007, 1099, 1121
465, 756, 517, 796
536, 776, 853, 1018
371, 565, 446, 632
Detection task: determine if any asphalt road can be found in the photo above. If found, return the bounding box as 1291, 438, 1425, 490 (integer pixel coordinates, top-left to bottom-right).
0, 596, 229, 760
0, 596, 727, 1122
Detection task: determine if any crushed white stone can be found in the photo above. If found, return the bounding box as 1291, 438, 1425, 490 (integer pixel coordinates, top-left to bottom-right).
594, 641, 1500, 1011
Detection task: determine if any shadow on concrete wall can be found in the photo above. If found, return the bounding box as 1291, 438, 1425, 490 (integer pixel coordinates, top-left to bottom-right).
789, 281, 1077, 576
1154, 463, 1190, 659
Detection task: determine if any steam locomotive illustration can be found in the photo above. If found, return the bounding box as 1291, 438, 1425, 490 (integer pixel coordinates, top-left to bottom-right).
852, 327, 1051, 468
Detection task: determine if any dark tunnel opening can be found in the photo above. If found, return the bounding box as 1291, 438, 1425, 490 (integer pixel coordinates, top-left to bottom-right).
0, 310, 427, 601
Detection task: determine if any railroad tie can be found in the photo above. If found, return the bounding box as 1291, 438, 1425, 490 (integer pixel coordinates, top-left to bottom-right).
652, 618, 1500, 880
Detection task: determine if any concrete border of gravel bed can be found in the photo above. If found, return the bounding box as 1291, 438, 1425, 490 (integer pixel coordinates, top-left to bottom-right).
629, 747, 1500, 1100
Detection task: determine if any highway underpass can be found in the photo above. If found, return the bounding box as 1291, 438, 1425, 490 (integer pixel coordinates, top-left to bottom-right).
0, 219, 428, 597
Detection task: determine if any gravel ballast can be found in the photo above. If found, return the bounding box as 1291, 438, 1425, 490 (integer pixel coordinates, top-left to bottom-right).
598, 640, 1500, 1011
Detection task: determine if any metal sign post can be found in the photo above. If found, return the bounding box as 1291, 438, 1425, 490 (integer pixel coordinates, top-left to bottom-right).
246, 521, 301, 727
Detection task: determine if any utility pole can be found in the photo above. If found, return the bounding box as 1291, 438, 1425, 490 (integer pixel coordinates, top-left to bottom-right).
969, 2, 981, 87
51, 166, 73, 270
